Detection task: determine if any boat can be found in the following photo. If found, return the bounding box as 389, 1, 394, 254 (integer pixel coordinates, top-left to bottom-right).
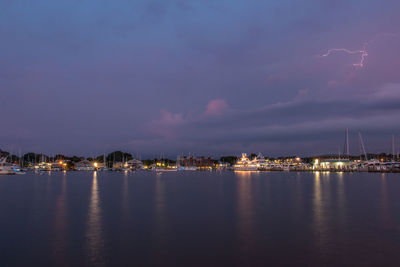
282, 163, 290, 171
183, 166, 197, 171
233, 153, 258, 171
269, 162, 283, 171
34, 162, 51, 172
0, 158, 16, 175
253, 153, 269, 171
13, 164, 26, 174
155, 167, 178, 172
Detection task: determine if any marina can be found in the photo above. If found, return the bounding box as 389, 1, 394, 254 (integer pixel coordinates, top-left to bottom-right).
2, 1, 400, 265
1, 131, 399, 174
1, 154, 399, 174
0, 158, 15, 175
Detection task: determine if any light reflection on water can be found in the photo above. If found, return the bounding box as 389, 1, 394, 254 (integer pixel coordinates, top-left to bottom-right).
86, 171, 105, 266
153, 175, 168, 264
234, 171, 253, 178
1, 171, 400, 266
235, 171, 255, 257
336, 172, 347, 225
122, 172, 130, 224
380, 174, 393, 229
53, 173, 67, 265
295, 172, 304, 221
313, 171, 330, 251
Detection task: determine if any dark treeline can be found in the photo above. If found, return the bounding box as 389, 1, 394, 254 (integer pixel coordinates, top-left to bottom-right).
1, 148, 397, 167
0, 149, 136, 167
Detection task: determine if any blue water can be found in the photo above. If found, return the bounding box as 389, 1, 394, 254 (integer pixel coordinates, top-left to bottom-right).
0, 171, 400, 266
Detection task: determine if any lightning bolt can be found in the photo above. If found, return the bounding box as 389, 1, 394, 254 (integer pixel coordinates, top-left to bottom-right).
320, 33, 398, 68
321, 47, 368, 67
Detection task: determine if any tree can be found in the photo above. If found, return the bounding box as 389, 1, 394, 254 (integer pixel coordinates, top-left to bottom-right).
220, 156, 238, 166
107, 151, 133, 163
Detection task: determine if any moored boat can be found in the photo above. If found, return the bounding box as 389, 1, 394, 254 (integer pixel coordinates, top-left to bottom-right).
155, 167, 178, 172
234, 153, 258, 171
0, 158, 15, 175
253, 153, 269, 171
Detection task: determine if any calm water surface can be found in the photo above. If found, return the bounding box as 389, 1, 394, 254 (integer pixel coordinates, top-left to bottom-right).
1, 171, 400, 266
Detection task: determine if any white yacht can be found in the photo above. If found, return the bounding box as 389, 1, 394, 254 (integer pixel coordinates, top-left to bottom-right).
268, 162, 283, 171
151, 164, 178, 172
183, 166, 197, 171
282, 163, 291, 171
233, 153, 258, 171
253, 153, 269, 170
0, 158, 15, 175
155, 167, 178, 172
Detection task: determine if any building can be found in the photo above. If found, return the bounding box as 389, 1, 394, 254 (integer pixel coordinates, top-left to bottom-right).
216, 162, 230, 170
176, 156, 214, 169
313, 159, 353, 171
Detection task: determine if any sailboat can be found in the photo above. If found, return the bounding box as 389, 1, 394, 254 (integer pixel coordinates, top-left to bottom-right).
102, 153, 109, 171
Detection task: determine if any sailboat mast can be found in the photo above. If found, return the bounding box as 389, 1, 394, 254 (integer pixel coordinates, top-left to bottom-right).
392, 134, 395, 161
358, 131, 368, 161
358, 131, 362, 161
346, 128, 350, 158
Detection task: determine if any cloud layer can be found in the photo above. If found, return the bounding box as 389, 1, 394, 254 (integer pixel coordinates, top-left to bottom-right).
1, 0, 400, 157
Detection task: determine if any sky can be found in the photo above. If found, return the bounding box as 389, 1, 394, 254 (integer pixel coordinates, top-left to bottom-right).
1, 0, 400, 158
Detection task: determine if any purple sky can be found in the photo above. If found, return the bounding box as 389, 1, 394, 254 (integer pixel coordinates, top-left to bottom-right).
1, 0, 400, 157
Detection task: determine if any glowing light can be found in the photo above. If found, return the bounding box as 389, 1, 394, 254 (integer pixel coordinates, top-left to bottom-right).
321, 48, 368, 67
320, 33, 398, 68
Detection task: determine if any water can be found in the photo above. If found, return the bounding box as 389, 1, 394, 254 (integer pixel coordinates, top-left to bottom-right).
0, 171, 400, 266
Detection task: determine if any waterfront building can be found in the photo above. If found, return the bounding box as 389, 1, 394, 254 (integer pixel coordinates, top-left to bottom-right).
313, 159, 353, 171
176, 156, 213, 170
34, 162, 51, 171
49, 162, 64, 171
216, 162, 230, 170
